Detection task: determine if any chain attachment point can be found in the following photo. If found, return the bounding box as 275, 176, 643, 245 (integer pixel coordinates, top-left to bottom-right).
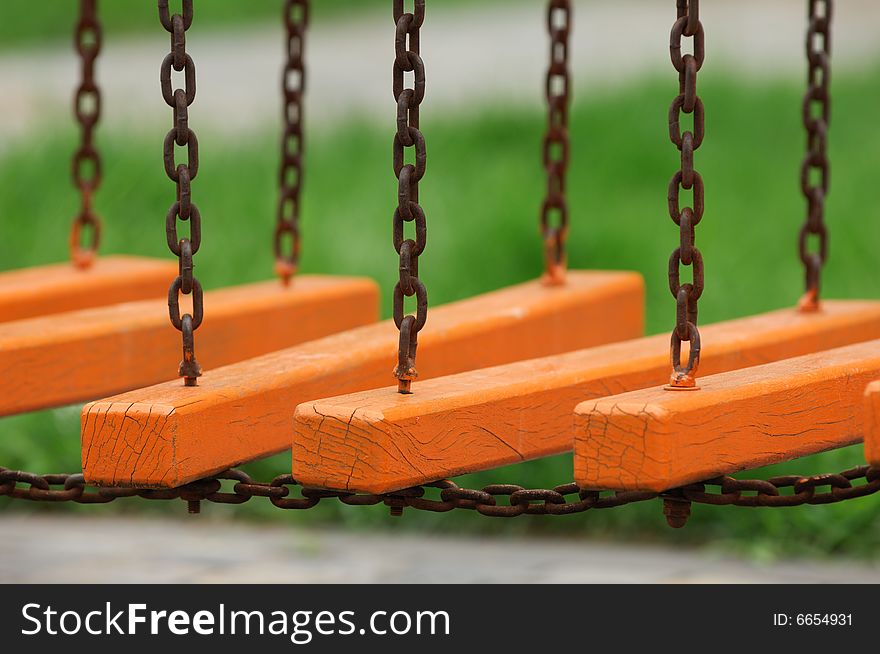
275, 0, 308, 285
159, 0, 204, 386
540, 0, 571, 284
798, 0, 832, 310
666, 0, 704, 388
392, 0, 429, 394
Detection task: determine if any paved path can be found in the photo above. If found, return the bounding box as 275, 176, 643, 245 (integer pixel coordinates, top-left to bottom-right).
0, 0, 879, 137
2, 515, 879, 583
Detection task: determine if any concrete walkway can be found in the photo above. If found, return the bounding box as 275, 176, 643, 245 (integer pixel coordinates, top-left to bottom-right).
2, 515, 878, 583
0, 0, 879, 137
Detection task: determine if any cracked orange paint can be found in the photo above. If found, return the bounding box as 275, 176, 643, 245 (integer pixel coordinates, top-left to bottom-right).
293, 301, 880, 494
82, 271, 645, 487
576, 339, 880, 491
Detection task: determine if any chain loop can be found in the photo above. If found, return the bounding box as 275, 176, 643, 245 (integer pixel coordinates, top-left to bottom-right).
158, 0, 192, 31
666, 0, 705, 390
159, 0, 203, 386
70, 0, 103, 269
392, 0, 429, 394
541, 0, 572, 285
798, 0, 833, 312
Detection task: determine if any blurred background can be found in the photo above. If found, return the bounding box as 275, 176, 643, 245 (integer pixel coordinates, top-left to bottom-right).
2, 0, 880, 581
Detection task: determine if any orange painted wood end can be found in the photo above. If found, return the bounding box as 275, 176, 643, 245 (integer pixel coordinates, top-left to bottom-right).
0, 255, 178, 322
81, 270, 645, 487
574, 340, 880, 492
2, 275, 379, 416
292, 301, 880, 494
863, 380, 880, 468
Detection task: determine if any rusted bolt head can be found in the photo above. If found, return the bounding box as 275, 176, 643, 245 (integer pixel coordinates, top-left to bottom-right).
662, 498, 691, 528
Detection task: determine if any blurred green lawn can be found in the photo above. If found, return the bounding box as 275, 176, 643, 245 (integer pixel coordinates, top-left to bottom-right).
2, 64, 880, 560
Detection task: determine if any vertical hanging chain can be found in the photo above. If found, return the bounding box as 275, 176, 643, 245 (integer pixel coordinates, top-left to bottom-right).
798, 0, 832, 312
666, 0, 705, 389
392, 0, 428, 395
541, 0, 571, 286
70, 0, 103, 269
275, 0, 309, 285
159, 0, 203, 387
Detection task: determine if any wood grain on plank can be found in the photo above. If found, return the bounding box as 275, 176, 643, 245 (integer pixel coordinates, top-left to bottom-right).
81, 271, 645, 487
292, 301, 880, 494
0, 256, 178, 322
863, 380, 880, 468
575, 340, 880, 492
2, 275, 379, 416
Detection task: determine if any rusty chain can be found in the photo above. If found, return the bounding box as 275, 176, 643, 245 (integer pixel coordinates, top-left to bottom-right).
160, 0, 203, 386
3, 464, 878, 529
70, 0, 103, 269
392, 0, 429, 394
798, 0, 832, 312
666, 0, 705, 389
275, 0, 309, 285
541, 0, 571, 285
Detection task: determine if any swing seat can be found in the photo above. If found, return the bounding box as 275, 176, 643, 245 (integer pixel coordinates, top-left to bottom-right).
861, 380, 880, 468
0, 275, 379, 416
574, 339, 880, 492
80, 270, 644, 487
291, 301, 880, 494
0, 256, 177, 323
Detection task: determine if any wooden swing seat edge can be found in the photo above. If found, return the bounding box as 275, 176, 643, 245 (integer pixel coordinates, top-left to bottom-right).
861, 380, 880, 468
80, 270, 646, 488
574, 338, 880, 492
0, 274, 380, 416
291, 299, 880, 494
0, 255, 179, 322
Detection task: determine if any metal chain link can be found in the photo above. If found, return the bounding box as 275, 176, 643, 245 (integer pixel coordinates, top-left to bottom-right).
159, 0, 203, 386
798, 0, 832, 312
3, 465, 878, 529
666, 0, 705, 389
70, 0, 103, 269
540, 0, 571, 285
275, 0, 309, 285
392, 0, 429, 394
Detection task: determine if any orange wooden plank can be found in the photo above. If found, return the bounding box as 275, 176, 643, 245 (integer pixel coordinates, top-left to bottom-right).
863, 380, 880, 468
0, 255, 178, 322
575, 340, 880, 492
292, 301, 880, 494
81, 270, 645, 487
0, 275, 379, 416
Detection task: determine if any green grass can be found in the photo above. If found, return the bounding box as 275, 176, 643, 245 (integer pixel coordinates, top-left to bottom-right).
2, 67, 880, 560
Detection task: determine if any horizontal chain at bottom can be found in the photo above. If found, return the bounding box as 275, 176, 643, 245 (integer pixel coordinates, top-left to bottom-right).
2, 465, 879, 525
